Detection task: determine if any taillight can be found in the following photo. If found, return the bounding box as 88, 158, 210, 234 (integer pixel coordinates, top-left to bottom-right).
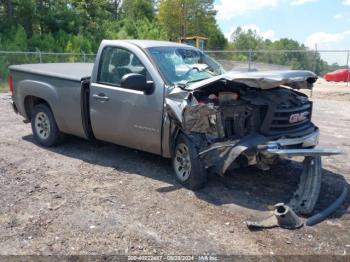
8, 75, 13, 95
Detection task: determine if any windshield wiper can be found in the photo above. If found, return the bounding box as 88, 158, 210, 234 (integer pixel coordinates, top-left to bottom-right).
185, 77, 210, 84
176, 81, 188, 89
175, 78, 209, 89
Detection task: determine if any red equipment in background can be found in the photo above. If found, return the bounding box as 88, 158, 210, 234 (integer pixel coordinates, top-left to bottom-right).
324, 69, 350, 82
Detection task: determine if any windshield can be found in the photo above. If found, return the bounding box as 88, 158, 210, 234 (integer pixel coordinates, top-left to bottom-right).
147, 47, 225, 85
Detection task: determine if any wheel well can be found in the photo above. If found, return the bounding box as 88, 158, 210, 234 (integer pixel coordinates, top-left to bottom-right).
24, 96, 50, 120
170, 127, 183, 157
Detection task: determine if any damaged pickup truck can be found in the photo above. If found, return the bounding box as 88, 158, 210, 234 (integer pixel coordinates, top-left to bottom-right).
9, 40, 341, 216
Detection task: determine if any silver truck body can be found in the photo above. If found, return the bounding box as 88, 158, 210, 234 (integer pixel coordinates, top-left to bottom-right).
9, 40, 332, 165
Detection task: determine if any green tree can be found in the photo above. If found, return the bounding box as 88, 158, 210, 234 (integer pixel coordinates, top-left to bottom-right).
158, 0, 182, 40
230, 27, 263, 50
157, 0, 226, 48
121, 0, 155, 21
228, 27, 334, 75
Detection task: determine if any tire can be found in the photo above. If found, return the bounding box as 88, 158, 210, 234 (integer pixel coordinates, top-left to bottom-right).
172, 134, 207, 190
31, 103, 63, 147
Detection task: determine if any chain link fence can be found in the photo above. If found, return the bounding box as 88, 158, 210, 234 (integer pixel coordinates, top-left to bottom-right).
205, 50, 350, 76
1, 49, 349, 91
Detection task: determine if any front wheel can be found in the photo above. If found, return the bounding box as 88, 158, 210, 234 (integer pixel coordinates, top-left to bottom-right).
172, 134, 207, 190
31, 103, 63, 147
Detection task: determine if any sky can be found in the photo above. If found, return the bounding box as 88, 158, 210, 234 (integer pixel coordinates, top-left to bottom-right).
214, 0, 350, 64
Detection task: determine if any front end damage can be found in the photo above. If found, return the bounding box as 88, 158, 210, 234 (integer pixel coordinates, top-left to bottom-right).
165, 70, 344, 227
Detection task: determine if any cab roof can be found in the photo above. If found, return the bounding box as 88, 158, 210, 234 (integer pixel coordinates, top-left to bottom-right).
103, 39, 195, 49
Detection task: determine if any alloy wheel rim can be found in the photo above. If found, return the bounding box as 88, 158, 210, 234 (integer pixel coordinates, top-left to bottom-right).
35, 112, 51, 140
174, 143, 191, 181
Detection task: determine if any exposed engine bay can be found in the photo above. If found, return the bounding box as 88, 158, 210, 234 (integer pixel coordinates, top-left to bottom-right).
184, 80, 315, 140
180, 79, 317, 174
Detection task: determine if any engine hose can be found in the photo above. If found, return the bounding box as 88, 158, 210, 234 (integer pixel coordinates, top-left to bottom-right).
306, 185, 349, 226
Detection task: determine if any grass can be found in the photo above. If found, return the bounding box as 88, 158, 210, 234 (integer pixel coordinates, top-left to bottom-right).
0, 82, 9, 93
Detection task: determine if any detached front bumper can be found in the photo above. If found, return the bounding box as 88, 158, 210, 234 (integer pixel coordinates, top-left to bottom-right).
198, 130, 342, 215
199, 130, 341, 175
264, 147, 341, 157
262, 130, 341, 157
260, 131, 341, 214
267, 129, 320, 148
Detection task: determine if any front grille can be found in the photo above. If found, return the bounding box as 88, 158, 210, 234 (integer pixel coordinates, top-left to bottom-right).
262, 101, 315, 138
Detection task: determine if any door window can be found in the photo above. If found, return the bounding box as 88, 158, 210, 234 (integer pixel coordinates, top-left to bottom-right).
98, 47, 149, 86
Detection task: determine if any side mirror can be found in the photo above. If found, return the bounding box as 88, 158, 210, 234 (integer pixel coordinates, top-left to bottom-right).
121, 73, 154, 95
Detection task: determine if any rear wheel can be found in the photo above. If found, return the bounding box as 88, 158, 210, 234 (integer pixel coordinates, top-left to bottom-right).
31, 103, 63, 147
172, 134, 207, 190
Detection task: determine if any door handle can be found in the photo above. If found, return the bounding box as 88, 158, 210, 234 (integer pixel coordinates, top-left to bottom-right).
92, 93, 110, 102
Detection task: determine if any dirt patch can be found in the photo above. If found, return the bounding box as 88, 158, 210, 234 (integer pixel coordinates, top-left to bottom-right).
0, 92, 349, 255
301, 78, 350, 101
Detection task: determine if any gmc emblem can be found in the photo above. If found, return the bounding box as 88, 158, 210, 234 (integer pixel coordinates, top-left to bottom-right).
289, 112, 309, 123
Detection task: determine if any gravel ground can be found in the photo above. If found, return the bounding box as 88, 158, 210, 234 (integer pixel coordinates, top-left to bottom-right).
0, 85, 349, 255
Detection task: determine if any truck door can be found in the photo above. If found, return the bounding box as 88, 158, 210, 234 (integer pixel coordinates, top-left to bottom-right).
89, 45, 164, 155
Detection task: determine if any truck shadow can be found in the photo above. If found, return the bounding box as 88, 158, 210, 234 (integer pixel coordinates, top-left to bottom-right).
23, 134, 349, 217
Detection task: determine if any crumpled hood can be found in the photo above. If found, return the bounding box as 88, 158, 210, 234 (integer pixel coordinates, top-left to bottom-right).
186, 70, 318, 90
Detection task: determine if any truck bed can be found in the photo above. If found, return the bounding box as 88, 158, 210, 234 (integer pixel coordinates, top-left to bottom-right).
10, 63, 94, 140
9, 63, 94, 82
